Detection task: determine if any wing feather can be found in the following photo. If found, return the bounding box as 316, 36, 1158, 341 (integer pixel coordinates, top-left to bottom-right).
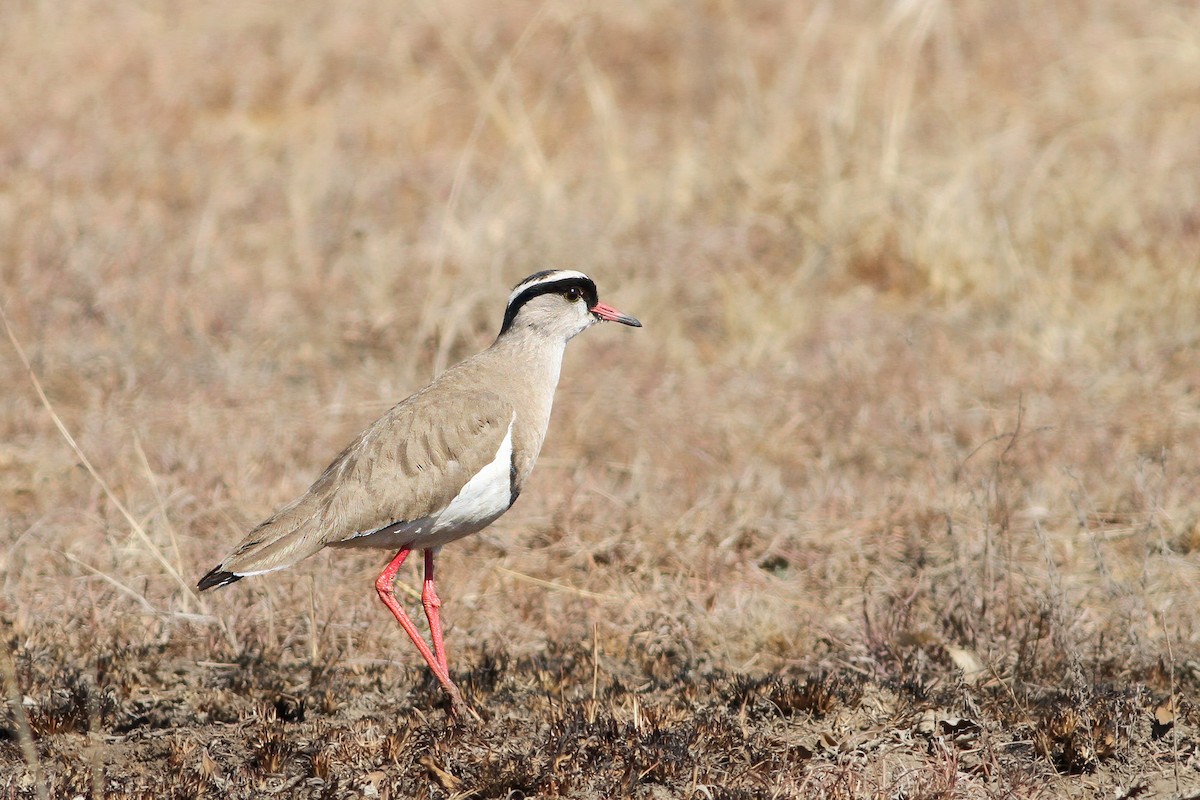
315, 387, 513, 543
202, 385, 513, 580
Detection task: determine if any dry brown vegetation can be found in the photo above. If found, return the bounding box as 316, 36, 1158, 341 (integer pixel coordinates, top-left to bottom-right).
3, 1, 1200, 797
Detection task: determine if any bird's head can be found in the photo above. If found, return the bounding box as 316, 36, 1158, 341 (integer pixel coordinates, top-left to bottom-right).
499, 269, 641, 342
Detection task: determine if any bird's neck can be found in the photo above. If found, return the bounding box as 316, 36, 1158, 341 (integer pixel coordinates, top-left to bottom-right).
484, 330, 570, 482
487, 328, 568, 399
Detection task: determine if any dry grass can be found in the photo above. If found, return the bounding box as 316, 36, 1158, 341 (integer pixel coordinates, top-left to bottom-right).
3, 0, 1200, 796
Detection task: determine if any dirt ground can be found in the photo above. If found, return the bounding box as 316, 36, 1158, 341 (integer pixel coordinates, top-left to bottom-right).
4, 620, 1199, 799
4, 0, 1200, 797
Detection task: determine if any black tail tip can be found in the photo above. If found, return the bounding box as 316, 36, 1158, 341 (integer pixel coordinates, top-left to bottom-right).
197, 568, 242, 591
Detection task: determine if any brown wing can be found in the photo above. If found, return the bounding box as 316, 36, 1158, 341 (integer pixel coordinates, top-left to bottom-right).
310, 386, 514, 543
201, 386, 513, 582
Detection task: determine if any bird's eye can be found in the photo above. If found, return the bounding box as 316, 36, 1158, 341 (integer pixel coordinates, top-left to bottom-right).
564, 287, 583, 302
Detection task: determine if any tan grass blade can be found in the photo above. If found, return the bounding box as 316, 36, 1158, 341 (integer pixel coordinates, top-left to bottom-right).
1, 303, 202, 610
495, 566, 615, 601
0, 620, 49, 800
132, 433, 190, 609
60, 552, 159, 615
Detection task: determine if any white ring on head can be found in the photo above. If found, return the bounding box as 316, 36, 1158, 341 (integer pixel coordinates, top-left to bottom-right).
507, 269, 591, 308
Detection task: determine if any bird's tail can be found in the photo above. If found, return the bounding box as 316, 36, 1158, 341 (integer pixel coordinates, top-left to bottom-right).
197, 495, 326, 590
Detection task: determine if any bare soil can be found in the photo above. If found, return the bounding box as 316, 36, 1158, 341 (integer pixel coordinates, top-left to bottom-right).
3, 613, 1198, 798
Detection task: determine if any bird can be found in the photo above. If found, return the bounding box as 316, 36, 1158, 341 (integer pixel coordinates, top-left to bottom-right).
197, 269, 640, 717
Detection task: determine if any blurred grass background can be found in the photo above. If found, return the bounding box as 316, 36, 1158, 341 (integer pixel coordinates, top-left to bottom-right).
2, 0, 1199, 715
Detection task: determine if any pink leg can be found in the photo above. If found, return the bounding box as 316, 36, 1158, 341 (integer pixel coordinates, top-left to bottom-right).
422, 549, 450, 675
374, 548, 476, 719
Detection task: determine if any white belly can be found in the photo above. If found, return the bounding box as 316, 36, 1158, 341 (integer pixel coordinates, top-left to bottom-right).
335, 414, 516, 551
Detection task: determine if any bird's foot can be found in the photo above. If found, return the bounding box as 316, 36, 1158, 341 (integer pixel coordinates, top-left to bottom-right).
443, 682, 483, 724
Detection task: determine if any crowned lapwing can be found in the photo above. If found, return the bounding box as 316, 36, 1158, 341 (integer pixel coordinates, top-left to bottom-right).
198, 270, 640, 717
